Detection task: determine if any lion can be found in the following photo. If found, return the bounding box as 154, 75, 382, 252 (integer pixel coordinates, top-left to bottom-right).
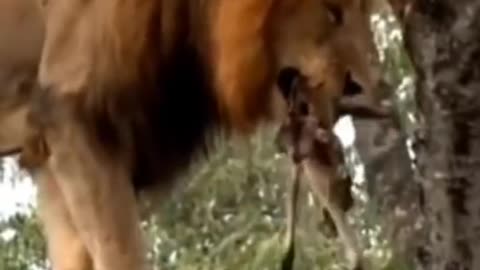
0, 0, 385, 269
0, 0, 44, 157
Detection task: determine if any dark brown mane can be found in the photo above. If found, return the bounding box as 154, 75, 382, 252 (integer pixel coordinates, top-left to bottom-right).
33, 1, 225, 190
130, 41, 219, 189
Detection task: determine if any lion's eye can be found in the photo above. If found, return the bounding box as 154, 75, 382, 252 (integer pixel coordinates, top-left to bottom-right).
326, 4, 343, 26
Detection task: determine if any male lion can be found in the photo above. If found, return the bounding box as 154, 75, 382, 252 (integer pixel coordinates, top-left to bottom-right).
0, 0, 43, 157
0, 0, 384, 269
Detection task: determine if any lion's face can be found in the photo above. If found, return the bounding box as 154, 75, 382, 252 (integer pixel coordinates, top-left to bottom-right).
270, 0, 380, 125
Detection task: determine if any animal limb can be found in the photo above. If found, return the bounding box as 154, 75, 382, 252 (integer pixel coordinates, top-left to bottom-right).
36, 168, 94, 270
276, 69, 363, 270
45, 125, 148, 270
281, 163, 302, 270
303, 159, 363, 270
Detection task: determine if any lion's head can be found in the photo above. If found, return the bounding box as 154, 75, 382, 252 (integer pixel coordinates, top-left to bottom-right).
271, 0, 381, 126
212, 0, 381, 130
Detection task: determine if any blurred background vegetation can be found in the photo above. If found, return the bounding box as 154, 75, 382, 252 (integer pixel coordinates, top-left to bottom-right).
0, 5, 420, 270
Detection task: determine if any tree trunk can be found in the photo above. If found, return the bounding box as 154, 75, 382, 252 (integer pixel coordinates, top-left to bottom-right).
353, 117, 421, 258
400, 1, 480, 269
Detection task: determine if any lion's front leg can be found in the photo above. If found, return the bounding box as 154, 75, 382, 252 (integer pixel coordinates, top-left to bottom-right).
36, 168, 93, 270
45, 128, 148, 270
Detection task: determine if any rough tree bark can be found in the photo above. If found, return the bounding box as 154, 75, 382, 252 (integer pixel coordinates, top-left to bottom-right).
353, 117, 420, 259
352, 1, 419, 256
397, 1, 480, 269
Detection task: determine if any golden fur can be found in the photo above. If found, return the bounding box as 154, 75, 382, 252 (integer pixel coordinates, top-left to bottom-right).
0, 0, 43, 156
0, 0, 381, 269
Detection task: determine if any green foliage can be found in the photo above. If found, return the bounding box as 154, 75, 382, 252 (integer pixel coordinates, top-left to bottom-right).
143, 126, 345, 270
0, 127, 394, 270
0, 212, 47, 270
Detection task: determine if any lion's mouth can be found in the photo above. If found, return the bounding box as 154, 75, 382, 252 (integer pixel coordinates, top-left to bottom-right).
343, 73, 363, 96
337, 72, 391, 119
275, 67, 391, 121
0, 147, 21, 157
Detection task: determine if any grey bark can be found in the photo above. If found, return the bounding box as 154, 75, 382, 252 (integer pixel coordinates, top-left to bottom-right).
400, 1, 480, 269
353, 115, 422, 262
